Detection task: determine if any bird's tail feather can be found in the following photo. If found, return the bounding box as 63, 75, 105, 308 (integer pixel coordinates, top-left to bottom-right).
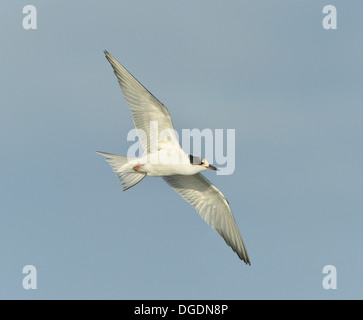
96, 151, 146, 191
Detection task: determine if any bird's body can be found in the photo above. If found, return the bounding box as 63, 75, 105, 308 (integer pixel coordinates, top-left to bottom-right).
98, 51, 251, 265
98, 151, 205, 177
138, 161, 206, 177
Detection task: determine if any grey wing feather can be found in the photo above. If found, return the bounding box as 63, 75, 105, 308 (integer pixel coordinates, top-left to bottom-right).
104, 51, 179, 153
163, 174, 251, 265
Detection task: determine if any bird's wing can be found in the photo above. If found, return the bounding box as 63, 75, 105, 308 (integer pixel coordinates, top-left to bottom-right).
104, 51, 180, 153
163, 174, 251, 264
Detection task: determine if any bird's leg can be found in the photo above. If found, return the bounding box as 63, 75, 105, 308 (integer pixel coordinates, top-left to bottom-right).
133, 164, 145, 173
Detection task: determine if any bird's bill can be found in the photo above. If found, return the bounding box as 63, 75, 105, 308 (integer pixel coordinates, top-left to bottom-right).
206, 165, 218, 171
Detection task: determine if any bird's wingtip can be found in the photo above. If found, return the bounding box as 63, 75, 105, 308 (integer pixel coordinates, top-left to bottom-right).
244, 256, 251, 266
104, 50, 112, 60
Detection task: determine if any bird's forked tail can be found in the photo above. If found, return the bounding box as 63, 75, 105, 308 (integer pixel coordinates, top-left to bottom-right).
96, 151, 146, 191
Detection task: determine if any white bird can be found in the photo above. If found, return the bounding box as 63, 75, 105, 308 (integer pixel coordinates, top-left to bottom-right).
98, 51, 251, 265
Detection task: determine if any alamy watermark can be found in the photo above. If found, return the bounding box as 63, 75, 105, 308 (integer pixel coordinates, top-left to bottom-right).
322, 265, 337, 290
322, 5, 337, 30
126, 121, 235, 175
22, 5, 37, 30
22, 265, 37, 290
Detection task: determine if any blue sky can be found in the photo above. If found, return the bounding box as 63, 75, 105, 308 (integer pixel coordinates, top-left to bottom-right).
1, 1, 362, 299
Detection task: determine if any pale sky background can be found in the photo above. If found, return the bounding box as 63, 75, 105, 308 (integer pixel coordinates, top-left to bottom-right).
1, 1, 362, 299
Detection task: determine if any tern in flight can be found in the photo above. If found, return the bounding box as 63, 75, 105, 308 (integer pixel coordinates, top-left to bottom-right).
98, 51, 251, 265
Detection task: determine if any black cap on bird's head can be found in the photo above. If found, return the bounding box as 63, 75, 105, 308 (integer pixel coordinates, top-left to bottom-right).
188, 154, 218, 171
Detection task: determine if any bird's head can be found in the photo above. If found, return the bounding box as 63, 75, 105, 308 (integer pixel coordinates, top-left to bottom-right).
188, 154, 218, 171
